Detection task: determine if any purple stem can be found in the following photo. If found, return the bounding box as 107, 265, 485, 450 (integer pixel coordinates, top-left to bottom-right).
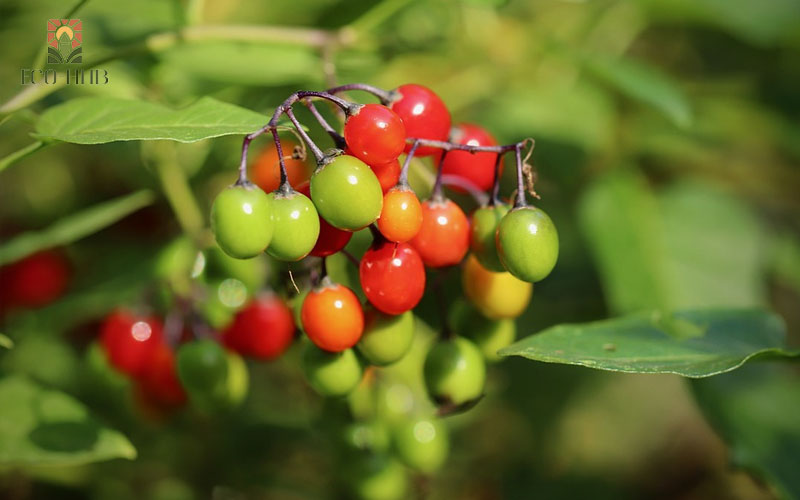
326, 83, 394, 104
398, 140, 420, 186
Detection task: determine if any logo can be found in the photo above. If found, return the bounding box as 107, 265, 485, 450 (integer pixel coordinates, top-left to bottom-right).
47, 19, 82, 64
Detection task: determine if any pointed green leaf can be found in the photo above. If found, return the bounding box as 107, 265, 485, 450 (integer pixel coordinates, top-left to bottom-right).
0, 376, 136, 466
0, 190, 154, 266
500, 309, 797, 378
35, 96, 270, 144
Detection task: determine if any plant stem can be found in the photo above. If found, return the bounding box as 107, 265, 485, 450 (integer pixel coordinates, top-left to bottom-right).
398, 140, 420, 186
431, 151, 448, 202
326, 83, 394, 104
489, 153, 504, 206
303, 98, 346, 149
286, 107, 325, 163
404, 137, 518, 154
514, 144, 527, 208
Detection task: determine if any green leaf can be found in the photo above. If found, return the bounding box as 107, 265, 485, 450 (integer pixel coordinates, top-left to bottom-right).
578, 169, 670, 314
35, 96, 269, 144
0, 376, 136, 466
499, 309, 798, 378
693, 364, 800, 498
0, 190, 154, 266
0, 334, 13, 349
584, 55, 692, 127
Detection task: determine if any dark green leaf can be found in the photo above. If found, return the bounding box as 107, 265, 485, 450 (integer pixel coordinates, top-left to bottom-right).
36, 97, 269, 144
693, 364, 800, 498
499, 308, 797, 378
585, 55, 691, 127
0, 376, 136, 466
0, 190, 154, 265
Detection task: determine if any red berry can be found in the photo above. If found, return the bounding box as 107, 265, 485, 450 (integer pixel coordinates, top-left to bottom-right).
136, 341, 186, 409
370, 159, 401, 194
0, 250, 69, 309
344, 104, 406, 165
223, 295, 296, 360
100, 310, 164, 378
377, 188, 423, 243
390, 84, 451, 156
410, 198, 470, 268
360, 240, 426, 315
439, 124, 499, 192
301, 282, 364, 352
297, 181, 353, 256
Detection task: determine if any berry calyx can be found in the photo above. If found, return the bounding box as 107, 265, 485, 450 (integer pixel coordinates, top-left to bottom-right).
251, 138, 311, 193
301, 281, 364, 352
410, 198, 469, 268
266, 188, 320, 261
310, 155, 383, 231
390, 84, 451, 157
424, 336, 485, 406
496, 206, 559, 282
377, 187, 423, 243
211, 182, 274, 259
100, 310, 164, 377
344, 104, 406, 165
470, 203, 511, 272
357, 308, 414, 366
223, 295, 296, 360
360, 240, 425, 315
462, 254, 532, 319
439, 124, 499, 192
302, 343, 363, 397
297, 181, 353, 257
392, 418, 449, 473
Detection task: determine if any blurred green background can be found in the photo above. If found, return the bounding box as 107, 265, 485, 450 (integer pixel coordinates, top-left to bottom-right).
1, 0, 799, 499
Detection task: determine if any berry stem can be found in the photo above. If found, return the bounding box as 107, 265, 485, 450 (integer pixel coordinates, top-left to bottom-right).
398, 140, 420, 187
514, 143, 527, 208
489, 153, 504, 207
431, 150, 449, 203
303, 98, 347, 149
403, 137, 518, 155
326, 83, 394, 105
270, 128, 293, 194
285, 107, 325, 164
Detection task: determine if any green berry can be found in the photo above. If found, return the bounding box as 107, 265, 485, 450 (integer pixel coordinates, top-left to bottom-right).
449, 299, 515, 362
310, 155, 383, 230
211, 182, 273, 259
347, 455, 407, 500
176, 339, 229, 393
302, 343, 363, 397
357, 309, 414, 366
424, 337, 485, 405
221, 350, 249, 409
392, 418, 449, 473
343, 420, 391, 454
470, 203, 510, 272
496, 206, 558, 282
267, 189, 320, 261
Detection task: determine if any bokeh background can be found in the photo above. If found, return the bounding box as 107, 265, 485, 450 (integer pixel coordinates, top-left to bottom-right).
1, 0, 799, 499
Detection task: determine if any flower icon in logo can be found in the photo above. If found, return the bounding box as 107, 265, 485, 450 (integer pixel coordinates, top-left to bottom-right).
47, 19, 82, 64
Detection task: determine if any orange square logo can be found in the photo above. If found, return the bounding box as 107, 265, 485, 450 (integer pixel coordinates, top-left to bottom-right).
47, 19, 82, 64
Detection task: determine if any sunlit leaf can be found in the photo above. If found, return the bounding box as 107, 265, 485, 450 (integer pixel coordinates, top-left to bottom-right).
500, 308, 797, 378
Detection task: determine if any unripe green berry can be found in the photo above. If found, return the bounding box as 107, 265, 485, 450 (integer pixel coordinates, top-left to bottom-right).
392, 418, 449, 473
302, 343, 363, 397
266, 189, 320, 261
423, 336, 485, 405
310, 155, 383, 230
357, 309, 414, 366
211, 182, 273, 259
470, 203, 510, 272
496, 206, 558, 282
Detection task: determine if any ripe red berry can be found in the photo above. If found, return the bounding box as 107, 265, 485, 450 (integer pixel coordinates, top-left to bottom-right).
390, 84, 451, 157
301, 282, 364, 352
360, 240, 426, 315
344, 104, 406, 165
377, 188, 423, 243
223, 295, 296, 360
439, 124, 499, 192
100, 310, 164, 378
370, 159, 401, 194
136, 341, 187, 409
0, 250, 69, 309
297, 181, 353, 256
410, 198, 470, 268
